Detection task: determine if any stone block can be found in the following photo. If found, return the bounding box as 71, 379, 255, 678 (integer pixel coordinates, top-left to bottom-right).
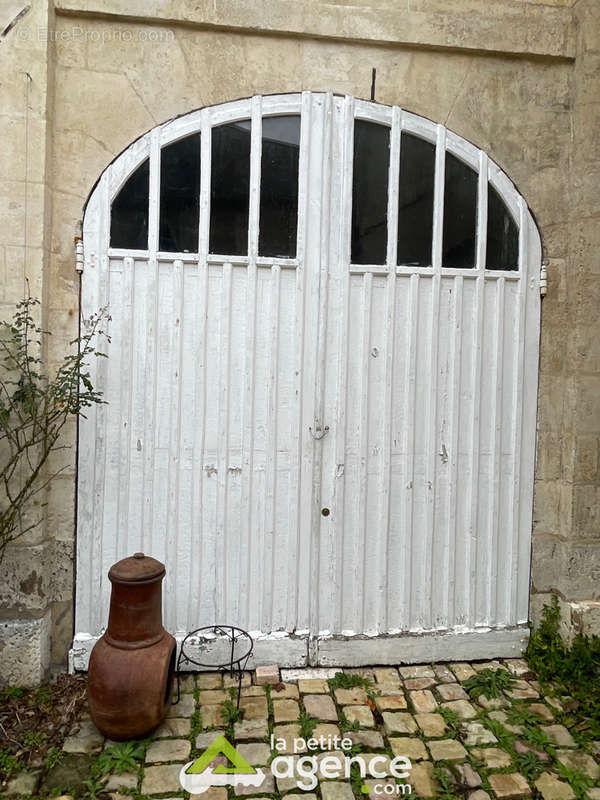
303, 694, 338, 721
104, 771, 138, 791
460, 722, 499, 746
168, 693, 195, 717
234, 719, 269, 741
270, 682, 300, 699
141, 764, 182, 795
555, 749, 600, 779
409, 762, 437, 798
313, 723, 341, 740
255, 664, 279, 685
236, 743, 272, 766
373, 667, 400, 686
200, 689, 228, 705
197, 672, 223, 689
347, 730, 384, 749
448, 662, 476, 681
145, 738, 191, 763
374, 694, 407, 711
382, 712, 417, 734
544, 725, 576, 747
437, 683, 468, 701
399, 665, 435, 679
234, 771, 274, 794
154, 717, 191, 738
415, 713, 447, 738
409, 689, 438, 713
201, 705, 225, 728
344, 705, 374, 728
195, 730, 225, 749
272, 724, 303, 753
240, 696, 268, 720
427, 739, 467, 761
334, 687, 367, 705
273, 699, 300, 723
320, 781, 354, 800
63, 719, 104, 754
441, 699, 477, 719
488, 773, 531, 797
534, 772, 575, 800
389, 736, 429, 760
299, 678, 330, 694
471, 747, 511, 768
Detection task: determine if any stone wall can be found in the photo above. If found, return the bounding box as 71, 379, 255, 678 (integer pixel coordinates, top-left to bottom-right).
0, 0, 598, 684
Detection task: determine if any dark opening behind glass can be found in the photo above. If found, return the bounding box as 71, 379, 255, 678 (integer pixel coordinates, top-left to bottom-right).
259, 116, 300, 258
351, 120, 390, 265
209, 121, 251, 256
110, 158, 149, 249
486, 184, 519, 270
159, 134, 200, 252
397, 134, 435, 266
442, 152, 478, 268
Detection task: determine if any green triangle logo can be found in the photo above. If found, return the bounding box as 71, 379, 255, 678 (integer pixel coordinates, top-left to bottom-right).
185, 734, 257, 775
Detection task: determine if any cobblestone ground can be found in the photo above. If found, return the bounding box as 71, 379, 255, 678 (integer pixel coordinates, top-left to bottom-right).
4, 659, 600, 800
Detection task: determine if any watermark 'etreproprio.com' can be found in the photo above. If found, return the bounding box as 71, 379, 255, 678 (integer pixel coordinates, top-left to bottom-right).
13, 25, 175, 43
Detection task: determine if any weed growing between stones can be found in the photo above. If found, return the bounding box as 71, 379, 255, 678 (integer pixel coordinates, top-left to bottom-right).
463, 668, 515, 700
527, 595, 600, 735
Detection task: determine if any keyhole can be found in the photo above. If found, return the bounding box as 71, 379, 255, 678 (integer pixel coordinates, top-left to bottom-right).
321, 508, 330, 517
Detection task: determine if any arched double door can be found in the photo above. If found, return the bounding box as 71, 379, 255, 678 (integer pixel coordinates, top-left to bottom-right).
73, 93, 541, 668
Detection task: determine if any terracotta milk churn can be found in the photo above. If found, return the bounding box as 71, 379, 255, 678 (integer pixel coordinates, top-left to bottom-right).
87, 552, 177, 740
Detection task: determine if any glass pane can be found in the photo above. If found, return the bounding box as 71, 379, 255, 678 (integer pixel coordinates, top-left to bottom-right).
110, 158, 149, 249
159, 134, 200, 252
351, 120, 390, 265
486, 184, 519, 270
259, 116, 300, 258
442, 152, 478, 268
209, 121, 251, 256
397, 134, 435, 266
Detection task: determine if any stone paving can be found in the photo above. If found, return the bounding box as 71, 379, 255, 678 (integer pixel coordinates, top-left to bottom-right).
3, 659, 600, 800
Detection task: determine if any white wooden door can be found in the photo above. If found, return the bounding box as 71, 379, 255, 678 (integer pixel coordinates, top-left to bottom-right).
73, 93, 541, 670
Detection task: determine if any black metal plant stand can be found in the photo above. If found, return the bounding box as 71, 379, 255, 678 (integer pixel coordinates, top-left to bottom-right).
173, 625, 254, 708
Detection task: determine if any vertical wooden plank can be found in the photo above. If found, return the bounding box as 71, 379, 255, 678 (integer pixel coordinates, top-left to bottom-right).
264, 264, 281, 631
476, 153, 488, 272
358, 271, 372, 633
185, 125, 206, 631
288, 92, 311, 633
380, 107, 400, 631
513, 198, 530, 622
332, 95, 353, 634
447, 276, 463, 627
215, 261, 232, 619
404, 273, 419, 629
88, 175, 111, 634
489, 277, 505, 625
117, 257, 134, 559
431, 125, 446, 271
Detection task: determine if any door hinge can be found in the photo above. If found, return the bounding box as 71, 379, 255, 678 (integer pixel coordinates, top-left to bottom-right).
540, 262, 547, 297
75, 236, 84, 273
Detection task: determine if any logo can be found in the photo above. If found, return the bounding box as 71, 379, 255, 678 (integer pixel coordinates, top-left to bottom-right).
179, 734, 267, 795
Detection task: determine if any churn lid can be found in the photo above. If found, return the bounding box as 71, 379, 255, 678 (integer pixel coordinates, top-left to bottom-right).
108, 552, 166, 583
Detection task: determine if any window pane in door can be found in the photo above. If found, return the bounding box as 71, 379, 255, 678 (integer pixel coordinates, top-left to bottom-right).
442, 152, 478, 268
159, 134, 200, 253
259, 116, 300, 258
397, 133, 435, 266
351, 120, 390, 265
110, 158, 149, 249
486, 184, 519, 270
209, 121, 251, 256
